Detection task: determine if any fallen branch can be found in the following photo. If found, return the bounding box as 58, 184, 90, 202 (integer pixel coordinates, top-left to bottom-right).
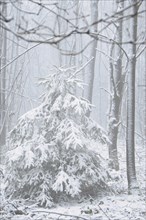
31, 210, 88, 220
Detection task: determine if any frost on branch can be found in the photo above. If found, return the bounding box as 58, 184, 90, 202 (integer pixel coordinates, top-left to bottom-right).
5, 66, 109, 207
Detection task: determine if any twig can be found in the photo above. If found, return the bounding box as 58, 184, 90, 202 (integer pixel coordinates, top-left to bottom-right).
98, 204, 111, 220
70, 57, 94, 78
136, 46, 146, 58
61, 40, 94, 56
96, 48, 117, 62
100, 87, 112, 97
31, 210, 88, 220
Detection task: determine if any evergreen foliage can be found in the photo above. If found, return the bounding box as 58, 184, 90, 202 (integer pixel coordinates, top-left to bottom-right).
5, 66, 109, 207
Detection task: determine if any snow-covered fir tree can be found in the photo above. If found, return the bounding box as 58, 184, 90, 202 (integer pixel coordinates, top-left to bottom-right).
5, 66, 109, 207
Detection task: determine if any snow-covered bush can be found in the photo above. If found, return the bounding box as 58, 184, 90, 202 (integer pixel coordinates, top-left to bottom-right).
5, 66, 109, 207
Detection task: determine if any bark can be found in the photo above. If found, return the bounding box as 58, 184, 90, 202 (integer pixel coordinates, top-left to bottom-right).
0, 3, 7, 165
108, 0, 125, 170
126, 0, 139, 194
57, 0, 68, 67
0, 3, 7, 148
86, 0, 98, 116
144, 0, 146, 156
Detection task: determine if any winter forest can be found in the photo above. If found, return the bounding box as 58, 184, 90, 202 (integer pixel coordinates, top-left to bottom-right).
0, 0, 146, 219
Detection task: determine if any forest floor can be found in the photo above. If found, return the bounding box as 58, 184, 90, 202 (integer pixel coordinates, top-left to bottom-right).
0, 142, 145, 220
1, 192, 145, 220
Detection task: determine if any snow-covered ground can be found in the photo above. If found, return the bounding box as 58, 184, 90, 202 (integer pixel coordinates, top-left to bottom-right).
31, 194, 145, 220
1, 194, 145, 220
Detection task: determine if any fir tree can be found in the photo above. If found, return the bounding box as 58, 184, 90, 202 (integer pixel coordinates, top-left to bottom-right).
5, 66, 109, 207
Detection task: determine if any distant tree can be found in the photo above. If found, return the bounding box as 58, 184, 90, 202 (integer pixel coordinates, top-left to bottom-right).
0, 2, 7, 156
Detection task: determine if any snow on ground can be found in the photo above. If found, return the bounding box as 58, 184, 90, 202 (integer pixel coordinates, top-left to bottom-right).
34, 194, 146, 220
0, 194, 146, 220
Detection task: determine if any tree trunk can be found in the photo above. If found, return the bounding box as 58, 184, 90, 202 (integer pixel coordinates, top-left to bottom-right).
126, 0, 139, 194
0, 2, 7, 164
144, 0, 146, 158
0, 2, 7, 148
86, 0, 98, 115
108, 0, 125, 170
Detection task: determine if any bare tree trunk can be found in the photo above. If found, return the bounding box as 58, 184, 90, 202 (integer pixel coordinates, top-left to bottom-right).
126, 0, 139, 194
0, 2, 7, 165
108, 0, 125, 170
57, 0, 68, 67
0, 2, 7, 148
144, 0, 146, 156
86, 0, 98, 115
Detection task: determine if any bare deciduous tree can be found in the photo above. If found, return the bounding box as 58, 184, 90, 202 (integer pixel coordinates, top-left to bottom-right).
126, 0, 140, 194
107, 0, 125, 170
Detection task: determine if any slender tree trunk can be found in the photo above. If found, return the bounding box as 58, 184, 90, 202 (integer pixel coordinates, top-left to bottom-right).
0, 2, 7, 165
108, 0, 125, 170
126, 0, 139, 194
144, 0, 146, 154
86, 0, 98, 115
57, 0, 68, 67
0, 2, 7, 148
